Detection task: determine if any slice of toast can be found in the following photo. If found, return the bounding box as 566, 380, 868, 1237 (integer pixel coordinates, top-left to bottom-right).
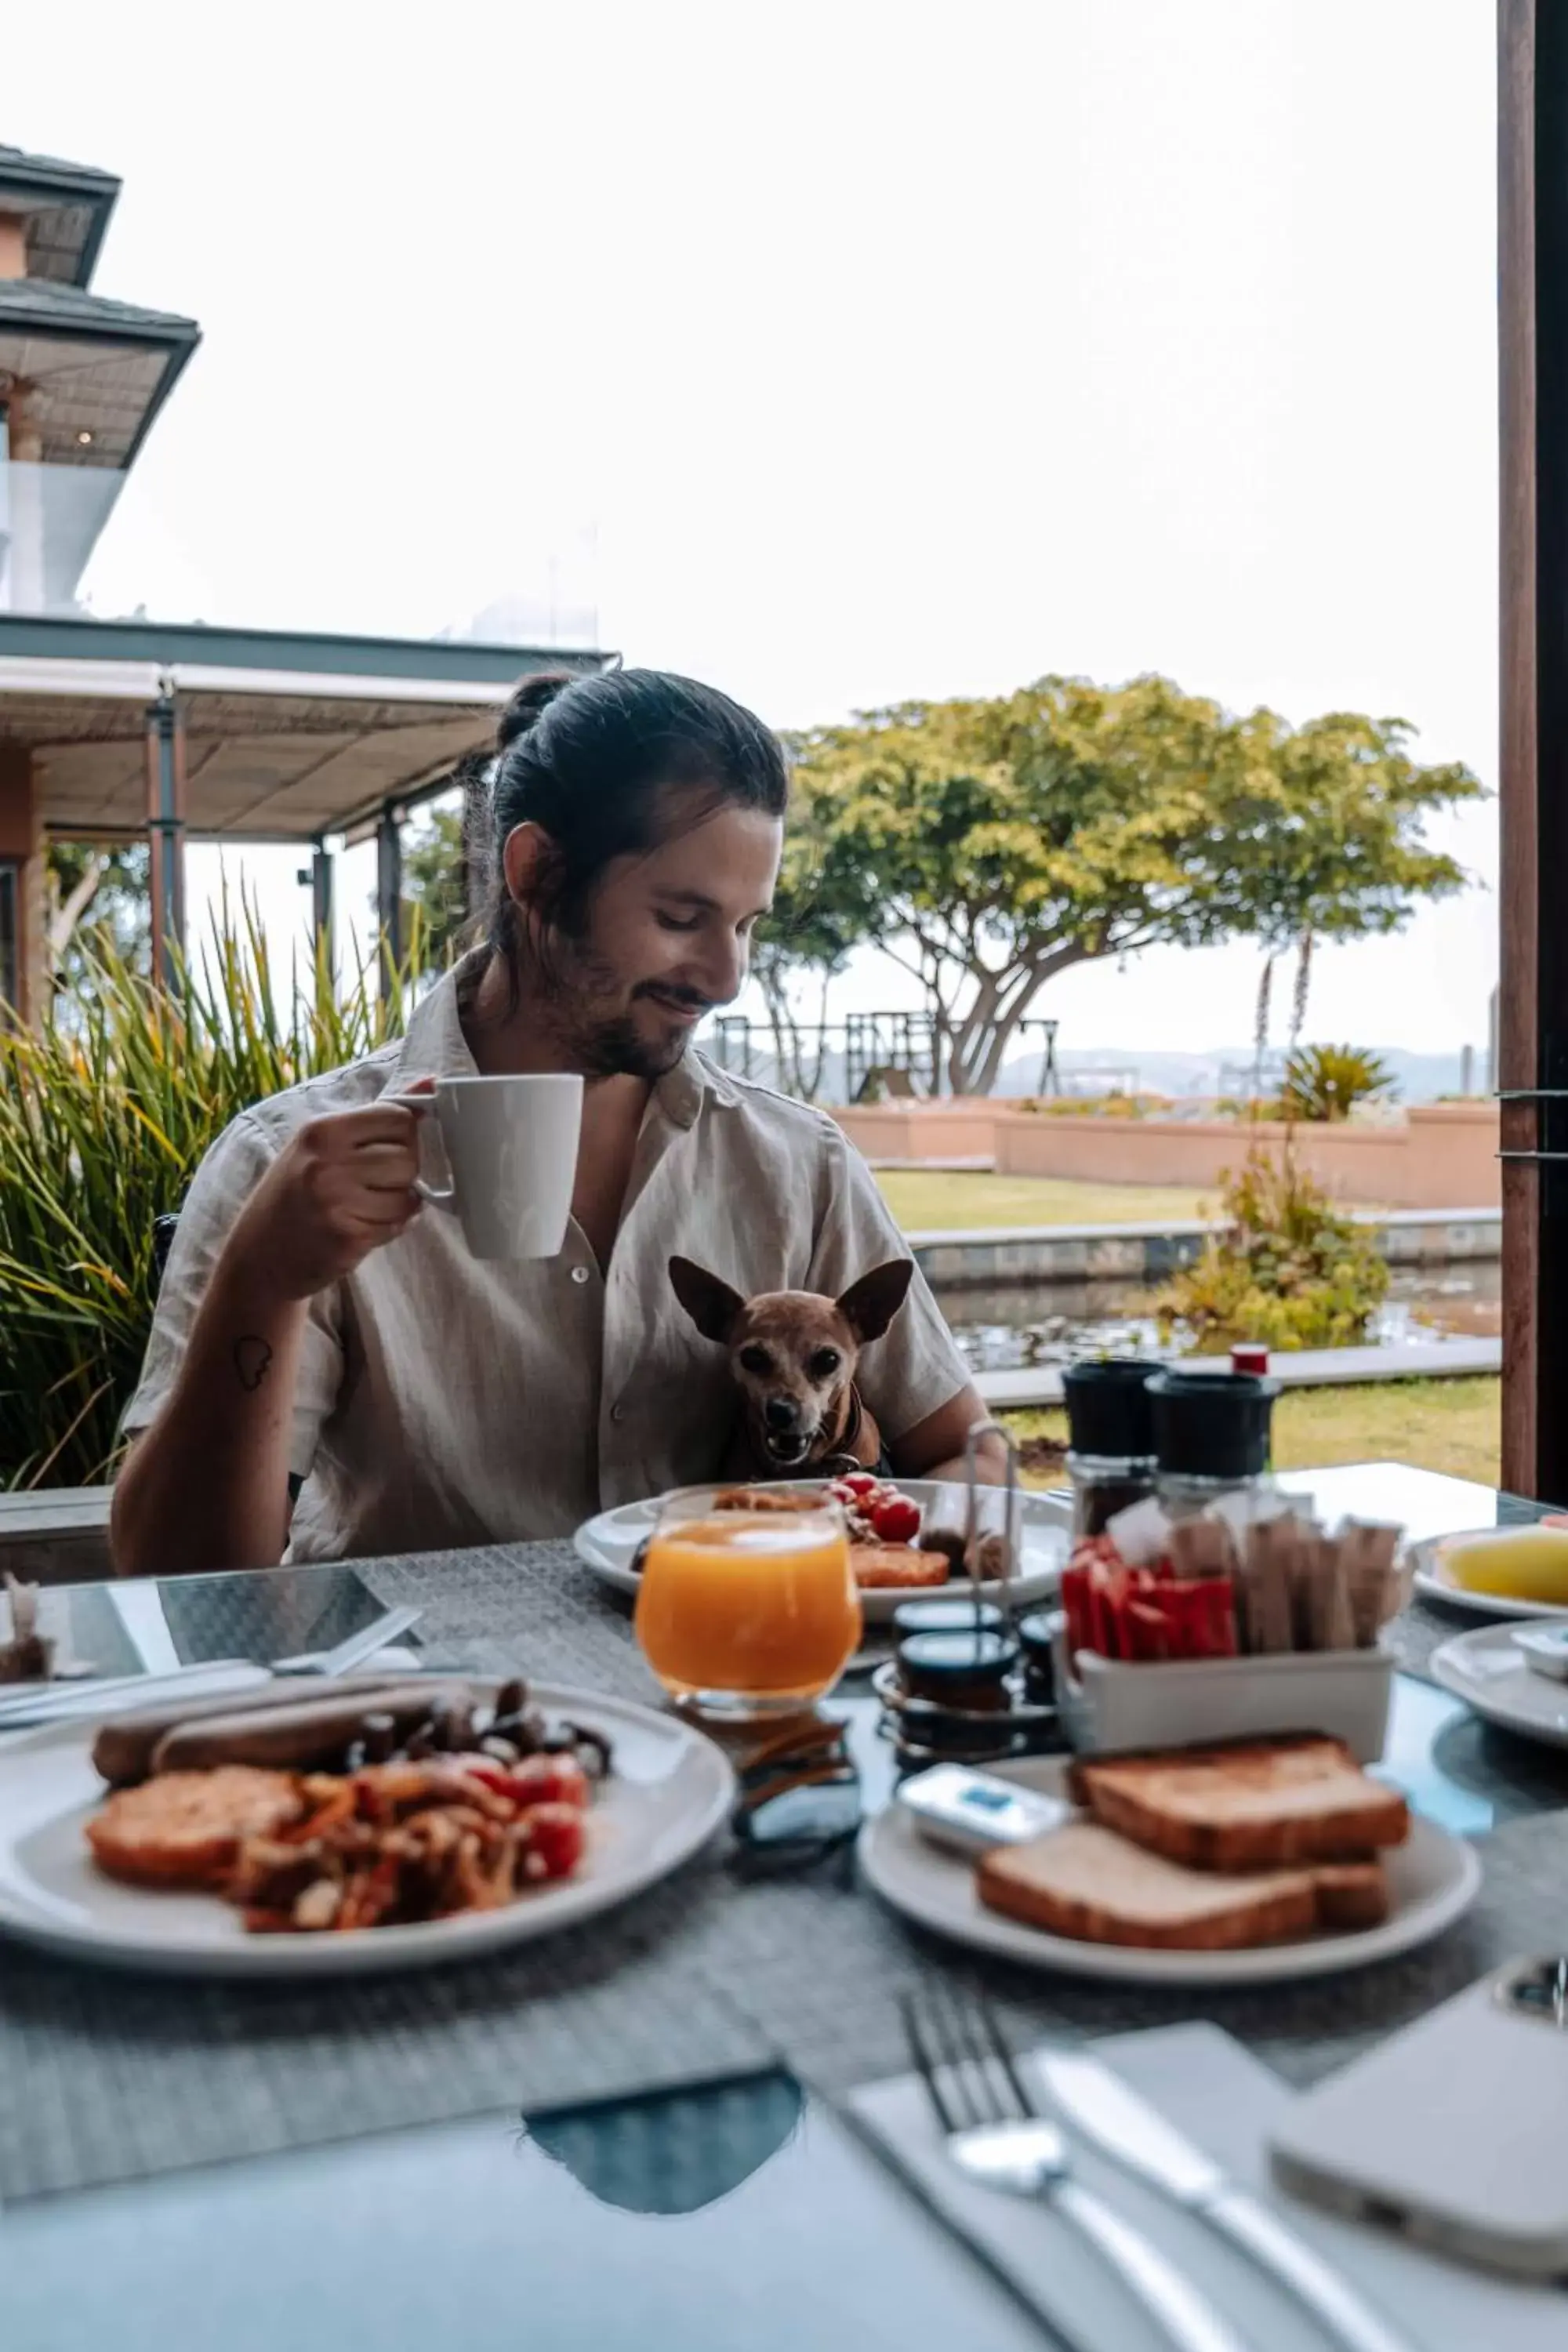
1070, 1737, 1410, 1870
1308, 1859, 1389, 1932
978, 1822, 1318, 1951
976, 1824, 1392, 1951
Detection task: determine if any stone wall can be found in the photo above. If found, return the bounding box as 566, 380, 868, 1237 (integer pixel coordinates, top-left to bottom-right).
832, 1099, 1501, 1210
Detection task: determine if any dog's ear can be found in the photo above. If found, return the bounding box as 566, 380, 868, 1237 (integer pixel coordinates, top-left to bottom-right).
837, 1258, 915, 1345
670, 1256, 747, 1345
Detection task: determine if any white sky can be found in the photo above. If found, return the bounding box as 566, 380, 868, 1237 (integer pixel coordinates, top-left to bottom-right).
13, 0, 1498, 1058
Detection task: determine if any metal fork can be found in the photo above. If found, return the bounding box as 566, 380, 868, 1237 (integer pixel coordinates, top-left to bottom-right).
902, 1987, 1255, 2352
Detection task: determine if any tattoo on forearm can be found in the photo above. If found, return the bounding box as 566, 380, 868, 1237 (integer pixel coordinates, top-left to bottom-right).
234, 1335, 274, 1392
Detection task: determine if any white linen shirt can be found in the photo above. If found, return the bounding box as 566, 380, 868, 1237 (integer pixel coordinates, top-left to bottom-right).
121, 967, 971, 1562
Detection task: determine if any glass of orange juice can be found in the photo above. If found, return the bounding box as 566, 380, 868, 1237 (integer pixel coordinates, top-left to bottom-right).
634, 1489, 862, 1722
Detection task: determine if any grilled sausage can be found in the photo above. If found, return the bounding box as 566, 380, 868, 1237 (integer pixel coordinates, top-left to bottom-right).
150, 1684, 476, 1777
90, 1675, 447, 1788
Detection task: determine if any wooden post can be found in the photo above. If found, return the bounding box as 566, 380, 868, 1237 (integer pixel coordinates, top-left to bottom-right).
0, 742, 42, 1024
143, 698, 187, 990
1500, 0, 1568, 1501
376, 801, 402, 1001
310, 841, 336, 991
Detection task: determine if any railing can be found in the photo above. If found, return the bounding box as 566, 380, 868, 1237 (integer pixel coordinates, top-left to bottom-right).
702, 1012, 1062, 1104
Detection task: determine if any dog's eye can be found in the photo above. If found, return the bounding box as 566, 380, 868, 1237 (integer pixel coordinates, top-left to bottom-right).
808, 1348, 842, 1381
739, 1344, 773, 1376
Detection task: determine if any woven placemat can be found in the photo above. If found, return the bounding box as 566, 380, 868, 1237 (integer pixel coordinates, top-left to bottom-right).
4, 1544, 1565, 2204
1379, 1591, 1483, 1682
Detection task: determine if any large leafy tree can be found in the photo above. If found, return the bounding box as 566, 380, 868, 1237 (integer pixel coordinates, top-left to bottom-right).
788, 677, 1483, 1094
45, 843, 151, 987
384, 799, 470, 977
748, 795, 881, 1098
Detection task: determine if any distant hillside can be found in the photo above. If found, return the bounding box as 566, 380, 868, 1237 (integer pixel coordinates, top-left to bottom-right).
693, 1027, 1486, 1107
994, 1045, 1485, 1105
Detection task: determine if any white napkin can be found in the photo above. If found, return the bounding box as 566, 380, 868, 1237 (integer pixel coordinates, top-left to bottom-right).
848, 2021, 1566, 2352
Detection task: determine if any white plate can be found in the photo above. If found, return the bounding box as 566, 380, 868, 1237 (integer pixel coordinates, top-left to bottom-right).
1430, 1621, 1568, 1748
0, 1682, 732, 1980
1410, 1531, 1568, 1622
858, 1754, 1480, 1987
573, 1479, 1069, 1623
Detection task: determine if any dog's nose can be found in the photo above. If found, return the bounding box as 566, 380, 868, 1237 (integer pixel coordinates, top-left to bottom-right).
764, 1396, 802, 1432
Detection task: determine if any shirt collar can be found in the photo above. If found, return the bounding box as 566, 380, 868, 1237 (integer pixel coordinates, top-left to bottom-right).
656, 1046, 740, 1129
393, 962, 481, 1083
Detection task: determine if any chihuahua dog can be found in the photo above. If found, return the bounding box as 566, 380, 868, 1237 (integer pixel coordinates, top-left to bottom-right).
669, 1255, 916, 1477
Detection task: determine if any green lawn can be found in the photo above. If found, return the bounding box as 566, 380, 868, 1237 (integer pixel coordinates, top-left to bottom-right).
1004, 1376, 1501, 1490
876, 1170, 1214, 1232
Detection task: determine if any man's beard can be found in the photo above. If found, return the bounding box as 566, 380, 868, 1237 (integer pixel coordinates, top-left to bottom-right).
532, 935, 711, 1080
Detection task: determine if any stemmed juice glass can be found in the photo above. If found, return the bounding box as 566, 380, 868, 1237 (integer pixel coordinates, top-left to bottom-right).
634, 1489, 862, 1723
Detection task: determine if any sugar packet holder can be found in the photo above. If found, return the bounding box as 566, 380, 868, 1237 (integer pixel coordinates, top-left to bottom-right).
1053, 1506, 1406, 1758
1050, 1625, 1395, 1762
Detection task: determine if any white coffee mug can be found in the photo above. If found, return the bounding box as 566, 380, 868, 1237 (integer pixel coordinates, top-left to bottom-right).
390, 1075, 583, 1260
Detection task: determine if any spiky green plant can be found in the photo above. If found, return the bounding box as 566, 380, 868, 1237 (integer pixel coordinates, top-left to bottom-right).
1278, 1044, 1396, 1124
0, 897, 433, 1489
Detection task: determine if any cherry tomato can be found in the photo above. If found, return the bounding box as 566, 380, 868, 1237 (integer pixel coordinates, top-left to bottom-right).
870, 1496, 921, 1544
521, 1802, 587, 1881
839, 1472, 880, 1497
460, 1754, 590, 1811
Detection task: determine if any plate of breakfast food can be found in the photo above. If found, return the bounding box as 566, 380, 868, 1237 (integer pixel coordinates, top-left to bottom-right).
1410, 1523, 1568, 1621
573, 1476, 1070, 1621
858, 1734, 1479, 1986
1429, 1620, 1568, 1748
0, 1674, 732, 1977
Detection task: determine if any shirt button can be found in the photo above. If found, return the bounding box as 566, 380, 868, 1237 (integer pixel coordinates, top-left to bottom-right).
570, 1265, 591, 1286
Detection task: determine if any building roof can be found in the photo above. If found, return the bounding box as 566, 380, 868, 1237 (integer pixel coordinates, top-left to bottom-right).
0, 278, 201, 466
0, 619, 615, 842
0, 143, 121, 288
0, 277, 197, 339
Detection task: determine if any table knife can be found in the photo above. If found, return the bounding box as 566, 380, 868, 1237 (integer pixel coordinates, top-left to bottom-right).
0, 1660, 270, 1730
1037, 2053, 1415, 2352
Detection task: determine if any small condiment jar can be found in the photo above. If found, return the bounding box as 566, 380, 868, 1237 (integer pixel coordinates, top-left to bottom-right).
897, 1628, 1020, 1713
1229, 1343, 1270, 1376
892, 1597, 1005, 1643
1061, 1358, 1160, 1537
1014, 1611, 1057, 1706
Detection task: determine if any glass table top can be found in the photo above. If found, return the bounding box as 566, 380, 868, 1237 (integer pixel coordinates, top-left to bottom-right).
24, 1559, 388, 1682
3, 2076, 1051, 2352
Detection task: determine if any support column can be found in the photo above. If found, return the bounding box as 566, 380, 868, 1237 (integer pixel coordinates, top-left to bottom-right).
143, 696, 187, 988
0, 741, 43, 1025
375, 801, 402, 1000
310, 841, 336, 985
1500, 0, 1568, 1499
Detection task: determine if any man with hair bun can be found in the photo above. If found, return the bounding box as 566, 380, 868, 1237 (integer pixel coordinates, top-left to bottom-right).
112, 669, 1000, 1575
